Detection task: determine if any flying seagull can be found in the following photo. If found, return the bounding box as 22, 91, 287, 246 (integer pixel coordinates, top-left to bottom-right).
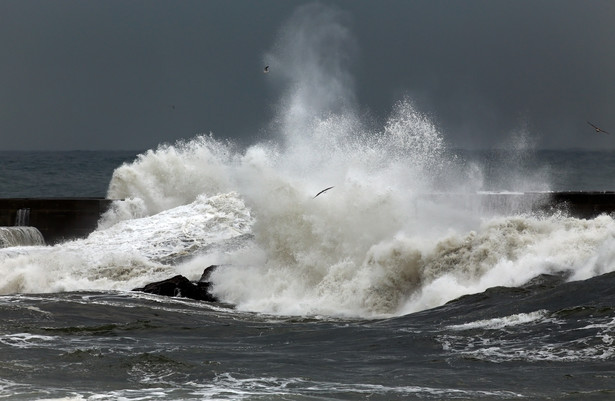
587, 121, 610, 135
263, 65, 269, 73
313, 186, 334, 199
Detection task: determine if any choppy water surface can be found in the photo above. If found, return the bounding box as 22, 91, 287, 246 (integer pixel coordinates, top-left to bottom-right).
2, 271, 614, 400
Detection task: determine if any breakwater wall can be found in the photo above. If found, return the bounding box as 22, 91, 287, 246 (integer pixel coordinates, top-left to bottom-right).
0, 198, 114, 245
0, 193, 614, 246
417, 191, 615, 219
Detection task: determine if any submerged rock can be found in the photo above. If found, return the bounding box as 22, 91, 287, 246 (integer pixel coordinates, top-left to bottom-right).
133, 265, 219, 302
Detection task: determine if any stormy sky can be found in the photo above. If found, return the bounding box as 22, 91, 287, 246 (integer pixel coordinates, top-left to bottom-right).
1, 0, 614, 151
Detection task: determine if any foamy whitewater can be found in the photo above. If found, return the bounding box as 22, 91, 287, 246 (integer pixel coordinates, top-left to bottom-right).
2, 3, 615, 320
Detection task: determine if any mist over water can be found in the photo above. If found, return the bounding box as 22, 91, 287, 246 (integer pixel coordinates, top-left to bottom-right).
2, 4, 615, 320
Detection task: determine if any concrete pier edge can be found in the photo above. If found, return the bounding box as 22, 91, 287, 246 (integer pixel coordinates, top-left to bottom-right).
0, 198, 115, 245
1, 192, 615, 245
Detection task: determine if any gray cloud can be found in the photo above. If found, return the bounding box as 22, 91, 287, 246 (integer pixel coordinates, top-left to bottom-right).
0, 0, 613, 150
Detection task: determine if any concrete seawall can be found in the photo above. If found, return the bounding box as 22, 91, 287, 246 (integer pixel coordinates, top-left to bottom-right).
0, 192, 615, 245
548, 192, 615, 218
0, 198, 114, 244
419, 191, 615, 219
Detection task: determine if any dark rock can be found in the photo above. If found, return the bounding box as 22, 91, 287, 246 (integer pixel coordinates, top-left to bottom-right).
133, 269, 219, 302
193, 265, 219, 301
199, 264, 219, 283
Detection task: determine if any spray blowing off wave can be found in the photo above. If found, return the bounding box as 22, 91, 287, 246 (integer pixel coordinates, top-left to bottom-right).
105, 135, 236, 218
264, 3, 357, 138
97, 98, 489, 317
103, 2, 464, 224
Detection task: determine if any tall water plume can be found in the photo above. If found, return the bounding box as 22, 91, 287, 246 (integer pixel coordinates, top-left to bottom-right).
204, 4, 489, 317
264, 3, 357, 144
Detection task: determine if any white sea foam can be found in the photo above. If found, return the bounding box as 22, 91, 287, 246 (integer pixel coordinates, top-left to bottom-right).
0, 333, 57, 349
0, 193, 253, 295
187, 373, 524, 399
106, 134, 236, 217
448, 310, 550, 331
440, 314, 615, 362
0, 378, 30, 399
398, 214, 615, 315
1, 375, 523, 400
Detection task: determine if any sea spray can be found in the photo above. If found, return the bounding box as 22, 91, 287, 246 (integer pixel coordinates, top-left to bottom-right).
106, 134, 236, 217
264, 3, 357, 137
473, 120, 551, 193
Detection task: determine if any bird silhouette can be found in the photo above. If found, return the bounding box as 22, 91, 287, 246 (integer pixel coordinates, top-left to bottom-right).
313, 186, 334, 199
587, 121, 610, 135
263, 65, 269, 73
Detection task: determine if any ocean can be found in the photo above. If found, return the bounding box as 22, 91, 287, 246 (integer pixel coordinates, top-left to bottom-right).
3, 1, 615, 398
2, 125, 615, 400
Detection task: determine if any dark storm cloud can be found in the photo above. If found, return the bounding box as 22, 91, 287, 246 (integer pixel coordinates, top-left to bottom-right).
0, 0, 613, 150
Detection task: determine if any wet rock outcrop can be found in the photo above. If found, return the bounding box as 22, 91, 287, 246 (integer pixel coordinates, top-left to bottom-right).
133, 265, 219, 302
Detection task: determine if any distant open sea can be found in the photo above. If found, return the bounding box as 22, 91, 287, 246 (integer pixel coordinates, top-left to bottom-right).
1, 146, 615, 400
0, 151, 141, 198
2, 149, 615, 198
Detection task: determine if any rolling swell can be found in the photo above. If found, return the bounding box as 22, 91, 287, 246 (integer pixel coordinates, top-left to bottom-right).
423, 270, 615, 323
410, 270, 615, 365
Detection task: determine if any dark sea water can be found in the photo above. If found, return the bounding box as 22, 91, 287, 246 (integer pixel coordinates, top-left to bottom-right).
2, 149, 615, 199
0, 151, 141, 198
459, 149, 615, 192
1, 146, 615, 400
2, 271, 614, 400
